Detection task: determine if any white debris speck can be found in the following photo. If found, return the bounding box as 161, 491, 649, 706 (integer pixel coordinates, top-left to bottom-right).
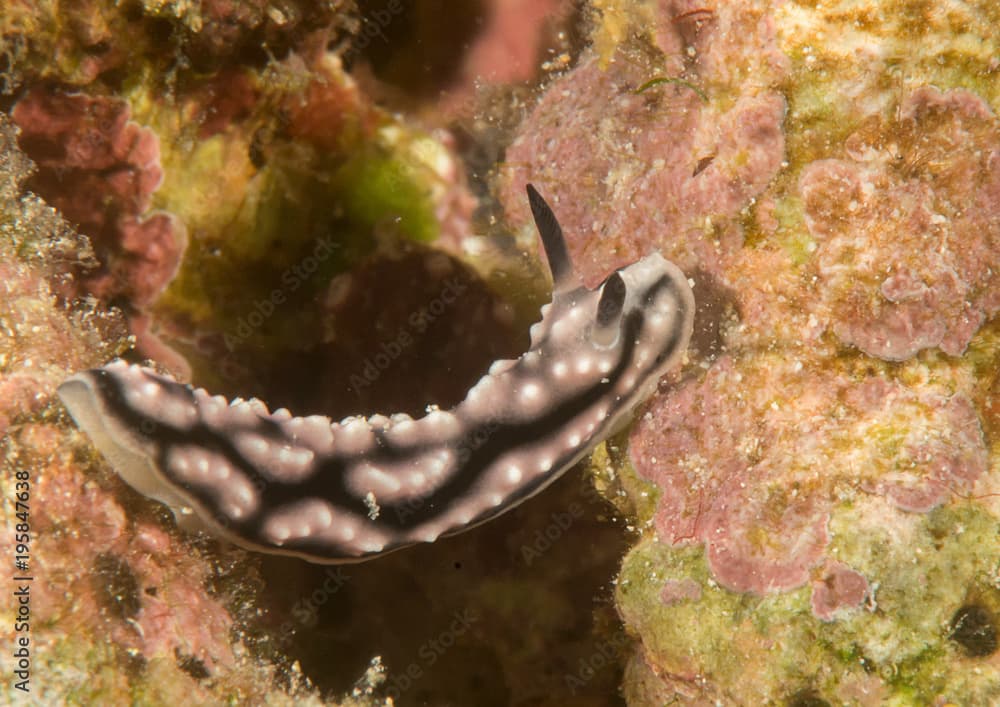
365, 491, 381, 520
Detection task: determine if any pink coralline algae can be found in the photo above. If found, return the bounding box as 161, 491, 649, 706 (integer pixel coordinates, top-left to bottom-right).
501, 0, 788, 287
659, 578, 702, 606
442, 0, 570, 117
628, 355, 989, 596
801, 86, 1000, 361
11, 422, 235, 672
845, 377, 989, 513
11, 87, 185, 309
810, 562, 871, 622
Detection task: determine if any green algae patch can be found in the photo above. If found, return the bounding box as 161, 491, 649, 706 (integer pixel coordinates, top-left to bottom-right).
617, 498, 1000, 704
770, 195, 816, 265
332, 147, 439, 245
617, 537, 820, 704
125, 63, 463, 382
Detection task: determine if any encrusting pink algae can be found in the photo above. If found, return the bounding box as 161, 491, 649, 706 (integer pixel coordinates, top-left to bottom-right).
630, 353, 988, 593
11, 88, 185, 311
501, 0, 1000, 703
502, 0, 789, 289
803, 86, 1000, 362
2, 0, 1000, 704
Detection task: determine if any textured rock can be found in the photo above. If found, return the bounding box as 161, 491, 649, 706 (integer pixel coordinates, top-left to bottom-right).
629, 353, 989, 595
590, 0, 1000, 702
500, 0, 788, 287
802, 87, 1000, 360
11, 87, 186, 309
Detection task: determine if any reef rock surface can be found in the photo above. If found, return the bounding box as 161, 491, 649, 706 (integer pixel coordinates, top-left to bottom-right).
502, 0, 1000, 703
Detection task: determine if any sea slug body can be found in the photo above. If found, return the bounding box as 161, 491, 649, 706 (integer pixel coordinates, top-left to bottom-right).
58, 186, 695, 563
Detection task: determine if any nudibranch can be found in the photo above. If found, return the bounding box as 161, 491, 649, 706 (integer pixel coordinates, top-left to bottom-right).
58, 186, 695, 563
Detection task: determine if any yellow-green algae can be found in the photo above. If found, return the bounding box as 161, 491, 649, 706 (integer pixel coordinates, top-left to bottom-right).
776, 0, 1000, 179
119, 55, 463, 381
617, 498, 1000, 704
588, 431, 662, 531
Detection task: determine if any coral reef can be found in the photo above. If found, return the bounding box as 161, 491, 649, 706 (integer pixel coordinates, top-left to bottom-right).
0, 112, 125, 438
802, 86, 1000, 361
630, 353, 988, 595
501, 0, 788, 288
11, 87, 185, 309
441, 0, 575, 117
4, 0, 999, 703
0, 112, 367, 704
2, 2, 632, 704
502, 0, 1000, 703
